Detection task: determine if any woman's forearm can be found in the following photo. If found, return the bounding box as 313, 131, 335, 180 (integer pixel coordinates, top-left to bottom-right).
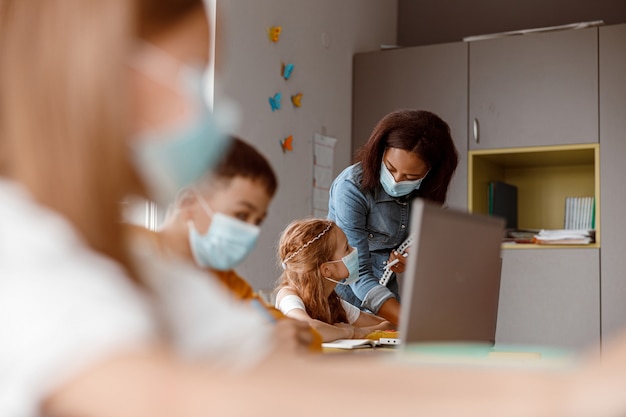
376, 297, 401, 326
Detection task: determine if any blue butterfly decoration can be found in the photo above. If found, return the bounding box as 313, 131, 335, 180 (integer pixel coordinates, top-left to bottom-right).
282, 63, 295, 80
268, 92, 282, 112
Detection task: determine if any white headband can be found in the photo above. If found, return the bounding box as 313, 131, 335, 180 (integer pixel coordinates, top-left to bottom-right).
281, 223, 333, 270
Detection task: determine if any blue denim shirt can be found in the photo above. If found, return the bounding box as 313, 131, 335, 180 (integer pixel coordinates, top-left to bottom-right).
328, 163, 411, 314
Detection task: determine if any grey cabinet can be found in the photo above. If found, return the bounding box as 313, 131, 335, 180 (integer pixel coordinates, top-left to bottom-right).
496, 248, 600, 353
469, 27, 598, 149
353, 42, 468, 210
599, 23, 626, 343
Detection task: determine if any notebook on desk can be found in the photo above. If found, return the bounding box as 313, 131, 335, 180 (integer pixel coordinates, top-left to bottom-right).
398, 199, 505, 347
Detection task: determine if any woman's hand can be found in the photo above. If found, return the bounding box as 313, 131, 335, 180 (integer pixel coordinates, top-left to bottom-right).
387, 248, 410, 274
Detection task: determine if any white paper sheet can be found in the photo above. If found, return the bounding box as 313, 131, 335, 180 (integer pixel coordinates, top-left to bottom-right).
312, 133, 337, 218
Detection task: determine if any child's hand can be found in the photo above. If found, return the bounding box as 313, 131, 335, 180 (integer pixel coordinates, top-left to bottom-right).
353, 321, 395, 339
352, 326, 373, 339
375, 320, 395, 331
335, 323, 356, 339
272, 318, 314, 354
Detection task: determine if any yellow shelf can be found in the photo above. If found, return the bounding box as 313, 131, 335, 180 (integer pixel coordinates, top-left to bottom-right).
468, 144, 600, 247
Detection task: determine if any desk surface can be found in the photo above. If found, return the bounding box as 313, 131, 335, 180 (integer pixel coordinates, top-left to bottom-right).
323, 341, 576, 370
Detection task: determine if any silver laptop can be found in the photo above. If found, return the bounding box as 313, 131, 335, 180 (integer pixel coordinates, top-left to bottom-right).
398, 199, 505, 347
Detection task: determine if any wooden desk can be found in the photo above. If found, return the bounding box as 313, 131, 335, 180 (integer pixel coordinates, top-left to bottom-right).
323, 341, 576, 370
392, 342, 576, 370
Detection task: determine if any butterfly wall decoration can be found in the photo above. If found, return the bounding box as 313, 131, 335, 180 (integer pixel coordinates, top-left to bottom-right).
291, 93, 303, 108
267, 26, 282, 43
280, 135, 293, 153
268, 93, 282, 112
282, 63, 294, 80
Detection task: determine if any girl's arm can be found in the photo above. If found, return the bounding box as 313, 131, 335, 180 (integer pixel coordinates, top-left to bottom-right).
283, 306, 355, 342
353, 310, 393, 327
276, 289, 354, 342
45, 346, 184, 417
349, 311, 396, 339
339, 299, 394, 339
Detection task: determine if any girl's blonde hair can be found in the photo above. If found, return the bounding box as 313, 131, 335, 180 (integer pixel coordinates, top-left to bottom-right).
0, 0, 139, 276
0, 0, 204, 281
277, 218, 348, 324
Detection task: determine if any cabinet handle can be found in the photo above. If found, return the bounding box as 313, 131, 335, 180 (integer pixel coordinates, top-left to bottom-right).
473, 118, 480, 143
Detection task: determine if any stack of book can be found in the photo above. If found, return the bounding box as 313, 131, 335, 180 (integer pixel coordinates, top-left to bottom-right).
504, 229, 540, 243
532, 229, 595, 245
564, 196, 595, 230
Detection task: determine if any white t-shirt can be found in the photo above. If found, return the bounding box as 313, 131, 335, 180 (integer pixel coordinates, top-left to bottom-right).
127, 234, 274, 368
0, 180, 274, 417
276, 289, 361, 324
0, 180, 157, 417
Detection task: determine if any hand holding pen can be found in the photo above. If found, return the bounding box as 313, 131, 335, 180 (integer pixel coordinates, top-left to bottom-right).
384, 249, 409, 273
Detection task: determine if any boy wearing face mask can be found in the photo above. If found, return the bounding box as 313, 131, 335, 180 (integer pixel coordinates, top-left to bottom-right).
168, 137, 275, 296
275, 218, 394, 342
127, 137, 322, 352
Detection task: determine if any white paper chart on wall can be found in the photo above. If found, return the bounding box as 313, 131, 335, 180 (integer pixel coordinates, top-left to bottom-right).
312, 133, 337, 218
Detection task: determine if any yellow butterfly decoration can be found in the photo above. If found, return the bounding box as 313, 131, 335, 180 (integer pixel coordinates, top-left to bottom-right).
291, 93, 303, 108
267, 26, 282, 43
280, 135, 293, 153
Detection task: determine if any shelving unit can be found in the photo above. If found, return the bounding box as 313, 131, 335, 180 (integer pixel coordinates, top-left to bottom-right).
468, 143, 600, 248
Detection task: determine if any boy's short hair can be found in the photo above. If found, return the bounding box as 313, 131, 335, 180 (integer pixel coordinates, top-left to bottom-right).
211, 137, 278, 196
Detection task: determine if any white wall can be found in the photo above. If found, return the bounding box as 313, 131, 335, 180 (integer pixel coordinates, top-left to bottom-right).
214, 0, 397, 291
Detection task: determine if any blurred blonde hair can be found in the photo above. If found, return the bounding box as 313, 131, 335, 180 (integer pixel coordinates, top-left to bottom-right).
0, 0, 140, 275
0, 0, 206, 279
276, 218, 349, 324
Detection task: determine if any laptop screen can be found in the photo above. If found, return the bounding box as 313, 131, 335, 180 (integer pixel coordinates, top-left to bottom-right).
398, 199, 505, 346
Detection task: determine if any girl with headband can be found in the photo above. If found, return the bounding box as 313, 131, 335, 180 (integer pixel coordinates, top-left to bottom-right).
275, 218, 394, 342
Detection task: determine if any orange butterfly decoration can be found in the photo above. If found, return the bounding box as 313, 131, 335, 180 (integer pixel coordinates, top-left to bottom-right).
280, 135, 293, 153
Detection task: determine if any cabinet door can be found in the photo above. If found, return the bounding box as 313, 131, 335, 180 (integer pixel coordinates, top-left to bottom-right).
600, 23, 626, 343
496, 248, 600, 353
353, 42, 468, 210
469, 27, 598, 149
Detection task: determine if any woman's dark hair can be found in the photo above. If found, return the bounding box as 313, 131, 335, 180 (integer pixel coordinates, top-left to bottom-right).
212, 137, 278, 197
355, 109, 459, 204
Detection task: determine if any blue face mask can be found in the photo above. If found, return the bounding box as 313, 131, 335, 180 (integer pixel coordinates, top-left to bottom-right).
324, 248, 360, 286
188, 213, 260, 271
130, 44, 237, 206
379, 162, 427, 198
187, 193, 260, 271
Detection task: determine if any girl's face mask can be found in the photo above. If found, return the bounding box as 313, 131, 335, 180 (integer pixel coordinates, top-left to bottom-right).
324, 247, 360, 286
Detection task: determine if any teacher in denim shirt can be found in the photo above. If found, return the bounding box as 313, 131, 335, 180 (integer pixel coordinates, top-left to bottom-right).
328, 110, 458, 325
